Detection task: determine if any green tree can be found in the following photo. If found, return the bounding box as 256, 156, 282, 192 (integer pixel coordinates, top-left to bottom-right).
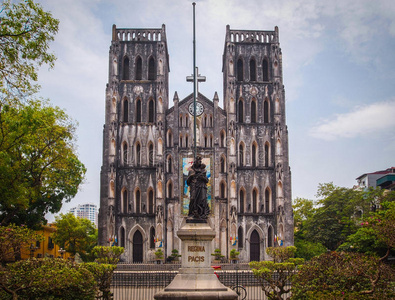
0, 101, 86, 228
337, 190, 395, 257
250, 246, 304, 300
91, 246, 124, 265
83, 246, 124, 300
304, 183, 373, 250
293, 198, 327, 260
291, 251, 395, 300
0, 0, 59, 101
0, 258, 97, 300
51, 213, 97, 261
0, 224, 43, 265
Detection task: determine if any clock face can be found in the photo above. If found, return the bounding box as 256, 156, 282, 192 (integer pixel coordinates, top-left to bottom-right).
188, 101, 204, 116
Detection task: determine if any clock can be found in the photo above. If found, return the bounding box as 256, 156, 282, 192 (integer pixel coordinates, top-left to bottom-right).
188, 101, 204, 116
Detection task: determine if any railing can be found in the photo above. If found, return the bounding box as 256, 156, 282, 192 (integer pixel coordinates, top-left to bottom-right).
109, 265, 292, 300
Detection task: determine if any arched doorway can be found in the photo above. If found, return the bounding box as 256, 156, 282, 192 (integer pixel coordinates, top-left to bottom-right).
250, 230, 260, 261
133, 230, 143, 262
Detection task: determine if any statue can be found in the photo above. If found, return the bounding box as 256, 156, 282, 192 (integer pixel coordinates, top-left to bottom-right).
187, 156, 210, 220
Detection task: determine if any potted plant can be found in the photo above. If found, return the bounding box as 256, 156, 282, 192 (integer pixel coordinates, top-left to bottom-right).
154, 248, 164, 264
170, 249, 181, 262
230, 249, 240, 263
211, 248, 225, 262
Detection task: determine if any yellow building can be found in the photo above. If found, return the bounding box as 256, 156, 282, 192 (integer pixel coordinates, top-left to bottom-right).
21, 224, 71, 260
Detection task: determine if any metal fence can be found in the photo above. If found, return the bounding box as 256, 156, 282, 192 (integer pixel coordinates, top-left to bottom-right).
110, 264, 292, 300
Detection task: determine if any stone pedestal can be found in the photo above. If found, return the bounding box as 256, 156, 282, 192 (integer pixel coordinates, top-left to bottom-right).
154, 222, 237, 299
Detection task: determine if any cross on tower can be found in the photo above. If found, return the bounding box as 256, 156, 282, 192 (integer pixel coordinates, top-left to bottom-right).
186, 67, 206, 158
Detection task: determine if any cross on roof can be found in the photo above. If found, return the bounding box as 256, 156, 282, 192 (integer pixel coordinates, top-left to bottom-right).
186, 67, 206, 158
186, 67, 206, 94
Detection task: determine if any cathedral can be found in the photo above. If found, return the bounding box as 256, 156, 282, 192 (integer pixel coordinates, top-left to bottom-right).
98, 24, 293, 262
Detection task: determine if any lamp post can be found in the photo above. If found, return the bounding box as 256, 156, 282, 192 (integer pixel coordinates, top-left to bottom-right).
29, 243, 38, 259
58, 247, 66, 259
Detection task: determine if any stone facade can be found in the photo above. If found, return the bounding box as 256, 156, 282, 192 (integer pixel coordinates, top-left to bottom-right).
98, 24, 293, 262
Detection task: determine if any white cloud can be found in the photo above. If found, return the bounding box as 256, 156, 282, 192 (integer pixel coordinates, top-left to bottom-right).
310, 99, 395, 140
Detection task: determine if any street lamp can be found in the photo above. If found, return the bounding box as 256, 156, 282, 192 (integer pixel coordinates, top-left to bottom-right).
29, 243, 38, 259
58, 248, 66, 258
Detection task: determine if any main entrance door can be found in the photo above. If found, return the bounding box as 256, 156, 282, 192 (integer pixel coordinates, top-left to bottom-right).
250, 230, 260, 261
133, 230, 143, 262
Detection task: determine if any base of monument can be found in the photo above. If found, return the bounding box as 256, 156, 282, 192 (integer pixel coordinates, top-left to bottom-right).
154, 289, 237, 300
154, 271, 236, 299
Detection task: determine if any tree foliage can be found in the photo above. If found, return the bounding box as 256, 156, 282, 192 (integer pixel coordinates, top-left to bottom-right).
0, 258, 97, 300
0, 101, 86, 228
250, 246, 304, 300
0, 0, 59, 101
0, 224, 43, 265
337, 191, 395, 258
92, 245, 124, 265
293, 198, 327, 260
302, 183, 378, 251
84, 246, 124, 300
291, 251, 395, 300
51, 213, 97, 261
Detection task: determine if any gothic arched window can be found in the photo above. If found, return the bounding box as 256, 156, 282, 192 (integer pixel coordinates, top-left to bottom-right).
265, 188, 270, 213
239, 143, 244, 167
220, 130, 225, 147
122, 57, 129, 80
167, 155, 172, 173
268, 226, 273, 247
136, 143, 141, 166
167, 130, 173, 147
238, 227, 243, 249
148, 57, 156, 80
123, 142, 128, 165
148, 99, 154, 123
265, 142, 270, 167
149, 227, 155, 249
123, 99, 128, 123
148, 189, 154, 214
251, 99, 257, 123
262, 58, 269, 81
148, 143, 154, 167
220, 181, 226, 198
167, 181, 173, 198
136, 99, 142, 123
120, 227, 125, 247
237, 58, 244, 81
135, 56, 142, 80
264, 98, 269, 123
122, 189, 128, 213
238, 99, 244, 123
220, 155, 226, 173
135, 189, 141, 214
239, 189, 245, 213
252, 143, 257, 167
252, 189, 258, 213
250, 58, 256, 81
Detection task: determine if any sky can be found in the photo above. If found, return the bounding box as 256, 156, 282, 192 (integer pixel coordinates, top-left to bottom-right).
36, 0, 395, 220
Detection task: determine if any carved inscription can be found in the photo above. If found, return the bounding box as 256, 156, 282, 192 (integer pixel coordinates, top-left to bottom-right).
188, 245, 205, 262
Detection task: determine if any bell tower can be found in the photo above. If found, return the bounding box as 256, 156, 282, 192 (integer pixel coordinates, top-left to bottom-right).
223, 25, 293, 260
99, 24, 170, 262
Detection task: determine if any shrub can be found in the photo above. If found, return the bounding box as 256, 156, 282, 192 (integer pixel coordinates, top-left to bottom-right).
0, 258, 96, 300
